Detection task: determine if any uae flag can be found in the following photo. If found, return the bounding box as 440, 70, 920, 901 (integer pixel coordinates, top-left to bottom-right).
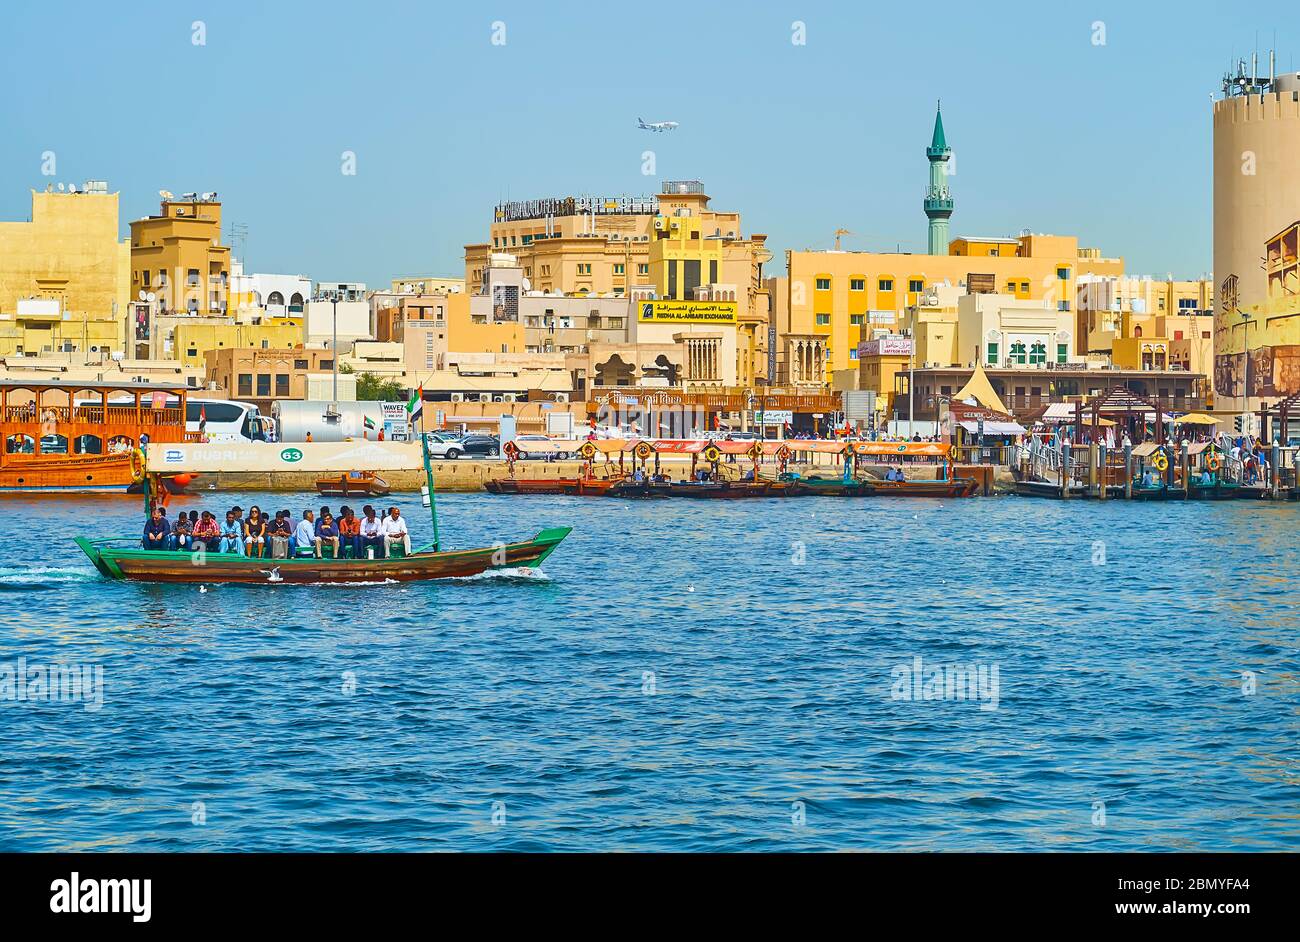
363, 415, 375, 430
406, 386, 424, 423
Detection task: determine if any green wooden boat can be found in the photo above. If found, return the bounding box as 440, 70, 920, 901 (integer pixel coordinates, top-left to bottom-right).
75, 434, 572, 585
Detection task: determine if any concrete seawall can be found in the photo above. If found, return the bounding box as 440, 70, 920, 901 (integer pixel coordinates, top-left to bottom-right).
195, 460, 1019, 493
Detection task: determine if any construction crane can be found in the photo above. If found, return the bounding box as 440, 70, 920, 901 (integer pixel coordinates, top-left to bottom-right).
833, 228, 854, 250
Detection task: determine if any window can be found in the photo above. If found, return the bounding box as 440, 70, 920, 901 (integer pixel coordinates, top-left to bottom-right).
989, 248, 1000, 257
1056, 344, 1069, 363
256, 374, 271, 397
1005, 281, 1017, 293
577, 263, 592, 275
276, 374, 289, 396
637, 264, 649, 275
986, 342, 999, 364
1057, 268, 1070, 280
1009, 341, 1027, 364
815, 314, 831, 326
613, 264, 624, 275
878, 278, 894, 292
1020, 281, 1029, 292
849, 279, 865, 291
320, 360, 333, 370
849, 348, 859, 360
908, 279, 924, 293
850, 314, 864, 325
1029, 341, 1047, 365
237, 374, 253, 396
815, 278, 831, 291
294, 359, 308, 370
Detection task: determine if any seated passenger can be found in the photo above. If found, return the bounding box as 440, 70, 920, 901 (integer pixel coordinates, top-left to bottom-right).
317, 512, 341, 558
380, 506, 411, 557
268, 511, 292, 559
192, 511, 221, 551
244, 506, 267, 558
172, 512, 192, 551
337, 506, 361, 558
294, 510, 319, 558
357, 505, 385, 559
219, 511, 244, 554
142, 506, 170, 550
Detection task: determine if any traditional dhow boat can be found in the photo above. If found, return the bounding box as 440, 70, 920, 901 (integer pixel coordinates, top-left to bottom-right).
0, 379, 197, 493
783, 473, 875, 497
866, 476, 979, 498
75, 434, 571, 585
484, 472, 625, 496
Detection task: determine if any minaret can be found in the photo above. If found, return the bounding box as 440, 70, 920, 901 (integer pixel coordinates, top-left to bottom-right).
924, 101, 953, 256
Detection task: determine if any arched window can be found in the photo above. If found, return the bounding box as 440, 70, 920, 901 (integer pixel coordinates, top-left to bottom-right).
267, 291, 285, 307
1029, 341, 1047, 365
289, 292, 305, 312
1009, 341, 1027, 365
40, 433, 69, 455
107, 435, 135, 454
5, 434, 34, 454
75, 434, 104, 455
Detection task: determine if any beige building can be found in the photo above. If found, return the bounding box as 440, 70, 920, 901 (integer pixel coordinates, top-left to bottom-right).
0, 183, 130, 358
464, 181, 771, 386
204, 347, 350, 413
1213, 62, 1300, 407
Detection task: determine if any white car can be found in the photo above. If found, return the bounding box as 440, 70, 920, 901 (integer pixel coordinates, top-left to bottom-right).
511, 434, 573, 460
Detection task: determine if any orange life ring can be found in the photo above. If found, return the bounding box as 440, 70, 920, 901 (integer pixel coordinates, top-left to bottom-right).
1205, 453, 1221, 472
1151, 453, 1169, 473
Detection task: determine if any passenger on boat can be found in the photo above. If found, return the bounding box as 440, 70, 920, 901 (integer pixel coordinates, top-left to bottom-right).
740, 468, 755, 481
358, 505, 384, 559
143, 506, 171, 551
172, 513, 192, 551
317, 512, 341, 558
294, 510, 319, 558
268, 511, 292, 559
381, 506, 410, 557
337, 506, 361, 558
633, 468, 645, 483
219, 511, 245, 554
244, 506, 267, 558
314, 506, 331, 539
193, 511, 221, 550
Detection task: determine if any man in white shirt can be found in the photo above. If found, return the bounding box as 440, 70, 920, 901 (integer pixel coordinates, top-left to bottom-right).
380, 506, 411, 557
358, 504, 385, 558
293, 510, 319, 558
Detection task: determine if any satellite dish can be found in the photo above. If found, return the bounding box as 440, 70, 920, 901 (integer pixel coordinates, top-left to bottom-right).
159, 189, 173, 200
56, 183, 65, 191
146, 293, 156, 303
138, 290, 147, 301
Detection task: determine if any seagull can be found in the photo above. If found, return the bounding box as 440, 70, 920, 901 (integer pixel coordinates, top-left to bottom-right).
199, 586, 208, 593
260, 568, 283, 583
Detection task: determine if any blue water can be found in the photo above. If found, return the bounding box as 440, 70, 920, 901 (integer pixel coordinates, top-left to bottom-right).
0, 491, 1296, 851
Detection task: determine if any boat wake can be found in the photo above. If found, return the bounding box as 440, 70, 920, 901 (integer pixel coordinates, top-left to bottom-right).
455, 567, 551, 583
0, 566, 97, 590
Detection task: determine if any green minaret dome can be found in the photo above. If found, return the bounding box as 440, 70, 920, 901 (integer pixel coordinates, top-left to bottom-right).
923, 100, 953, 255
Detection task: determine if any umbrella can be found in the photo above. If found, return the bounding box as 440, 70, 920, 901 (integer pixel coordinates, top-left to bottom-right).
1173, 413, 1219, 425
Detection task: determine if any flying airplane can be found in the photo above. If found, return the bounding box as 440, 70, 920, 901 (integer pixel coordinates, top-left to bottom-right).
638, 117, 679, 132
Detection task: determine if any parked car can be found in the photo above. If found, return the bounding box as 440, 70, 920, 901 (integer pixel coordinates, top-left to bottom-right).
511, 434, 574, 460
426, 433, 498, 459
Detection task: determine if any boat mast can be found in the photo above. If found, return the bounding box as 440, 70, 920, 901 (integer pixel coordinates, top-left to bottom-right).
421, 431, 441, 552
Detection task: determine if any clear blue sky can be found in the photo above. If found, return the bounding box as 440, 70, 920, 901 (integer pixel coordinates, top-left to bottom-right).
2, 0, 1294, 285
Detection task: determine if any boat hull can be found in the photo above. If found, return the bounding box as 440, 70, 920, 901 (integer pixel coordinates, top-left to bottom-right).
314, 472, 391, 498
74, 527, 571, 584
785, 476, 875, 497
485, 477, 623, 496
868, 478, 979, 498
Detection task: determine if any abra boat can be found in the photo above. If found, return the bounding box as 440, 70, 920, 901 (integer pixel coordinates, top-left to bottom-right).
315, 470, 391, 498
866, 477, 979, 498
484, 474, 625, 496
627, 479, 793, 498
75, 434, 572, 585
783, 473, 875, 497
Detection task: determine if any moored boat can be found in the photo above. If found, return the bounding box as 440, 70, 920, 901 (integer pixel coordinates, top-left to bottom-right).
866, 477, 979, 498
315, 470, 391, 498
485, 474, 625, 496
783, 474, 875, 497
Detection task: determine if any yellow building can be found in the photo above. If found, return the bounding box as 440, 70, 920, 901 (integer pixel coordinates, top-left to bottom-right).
171, 320, 306, 369
402, 291, 523, 378
785, 232, 1123, 386
129, 194, 230, 317
855, 334, 913, 419
390, 275, 465, 295
0, 183, 129, 357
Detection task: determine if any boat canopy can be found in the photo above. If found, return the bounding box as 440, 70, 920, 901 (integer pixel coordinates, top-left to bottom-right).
852, 441, 950, 457
785, 440, 848, 454
957, 419, 1026, 436
1131, 442, 1163, 457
